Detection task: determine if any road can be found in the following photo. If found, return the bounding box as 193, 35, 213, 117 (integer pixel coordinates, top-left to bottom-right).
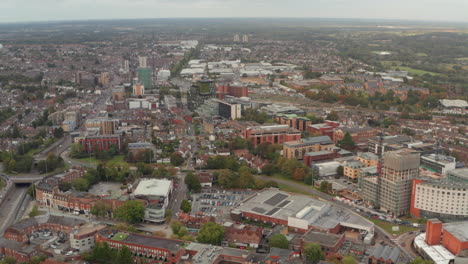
256, 175, 417, 260
0, 185, 28, 235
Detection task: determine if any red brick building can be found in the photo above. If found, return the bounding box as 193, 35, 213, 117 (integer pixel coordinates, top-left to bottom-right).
303, 150, 341, 167
307, 121, 340, 138
425, 219, 468, 256
224, 224, 263, 248
245, 125, 301, 147
275, 114, 313, 131
78, 134, 121, 152
217, 83, 249, 99
300, 230, 346, 257
96, 229, 187, 264
333, 127, 377, 144
176, 212, 215, 229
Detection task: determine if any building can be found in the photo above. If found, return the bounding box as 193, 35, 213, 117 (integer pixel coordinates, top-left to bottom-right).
276, 114, 312, 131
300, 230, 346, 257
78, 134, 121, 153
421, 154, 457, 175
373, 150, 420, 216
283, 136, 334, 160
244, 125, 301, 147
217, 83, 248, 99
137, 68, 152, 89
447, 168, 468, 183
333, 127, 377, 144
368, 244, 401, 264
96, 229, 186, 263
439, 99, 468, 109
223, 222, 263, 248
307, 121, 340, 139
157, 70, 171, 82
357, 152, 379, 167
133, 178, 173, 209
311, 161, 342, 177
70, 223, 106, 251
138, 56, 148, 68
128, 142, 156, 161
410, 178, 468, 221
231, 188, 373, 234
112, 86, 126, 101
133, 83, 145, 97
218, 100, 242, 120
343, 160, 366, 180
304, 150, 341, 167
85, 117, 119, 135
368, 135, 413, 156
414, 219, 468, 263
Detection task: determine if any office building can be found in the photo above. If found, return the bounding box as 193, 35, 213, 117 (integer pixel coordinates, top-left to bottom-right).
137, 68, 152, 89
138, 56, 147, 68
421, 154, 457, 175
368, 135, 413, 156
283, 136, 334, 160
133, 83, 145, 97
411, 178, 468, 221
218, 100, 242, 120
244, 124, 301, 147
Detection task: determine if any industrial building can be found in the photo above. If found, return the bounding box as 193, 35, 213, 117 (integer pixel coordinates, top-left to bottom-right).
231, 188, 373, 234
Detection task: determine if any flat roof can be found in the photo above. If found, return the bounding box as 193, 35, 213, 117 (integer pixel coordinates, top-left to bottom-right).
134, 178, 172, 197
302, 230, 344, 247
443, 222, 468, 242
233, 188, 373, 231
414, 233, 454, 264
123, 233, 184, 251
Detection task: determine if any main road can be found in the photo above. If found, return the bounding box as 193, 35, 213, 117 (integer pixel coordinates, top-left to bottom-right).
255, 175, 417, 261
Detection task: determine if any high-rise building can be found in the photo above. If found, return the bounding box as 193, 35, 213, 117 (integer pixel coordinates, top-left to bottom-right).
138, 56, 147, 68
123, 60, 130, 72
133, 83, 145, 97
379, 150, 420, 216
137, 68, 152, 89
233, 34, 240, 42
242, 34, 249, 43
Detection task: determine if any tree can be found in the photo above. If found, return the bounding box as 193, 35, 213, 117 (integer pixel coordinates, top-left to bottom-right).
113, 200, 146, 224
72, 178, 90, 191
268, 233, 289, 249
319, 181, 330, 193
29, 204, 40, 218
293, 168, 307, 181
185, 172, 201, 192
180, 199, 191, 213
383, 117, 397, 128
336, 165, 344, 176
326, 111, 339, 121
53, 127, 64, 138
238, 166, 255, 188
303, 243, 325, 263
114, 245, 133, 264
337, 132, 355, 151
0, 256, 16, 264
197, 222, 225, 245
91, 200, 112, 218
165, 209, 173, 223
170, 152, 184, 166
342, 255, 358, 264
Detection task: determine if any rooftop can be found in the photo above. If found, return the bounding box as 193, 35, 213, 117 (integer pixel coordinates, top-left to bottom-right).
302, 230, 344, 247
133, 178, 172, 198
117, 232, 184, 252
443, 221, 468, 242
232, 188, 373, 231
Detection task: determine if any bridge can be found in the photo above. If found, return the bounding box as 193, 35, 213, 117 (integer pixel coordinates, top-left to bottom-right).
5, 175, 45, 184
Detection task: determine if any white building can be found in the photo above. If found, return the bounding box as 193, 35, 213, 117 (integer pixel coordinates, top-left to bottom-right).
70, 224, 106, 251
133, 178, 173, 209
138, 56, 148, 68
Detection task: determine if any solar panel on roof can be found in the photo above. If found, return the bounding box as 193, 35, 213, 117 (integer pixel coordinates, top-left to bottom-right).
252, 207, 267, 214
263, 193, 288, 206
266, 207, 281, 216
277, 200, 291, 208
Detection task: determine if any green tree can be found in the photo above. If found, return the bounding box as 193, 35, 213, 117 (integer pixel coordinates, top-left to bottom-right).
319, 181, 329, 193
342, 255, 358, 264
197, 222, 225, 245
113, 200, 146, 224
170, 152, 184, 166
337, 132, 355, 151
268, 233, 289, 249
114, 245, 133, 264
303, 243, 325, 263
383, 117, 397, 128
238, 166, 255, 188
0, 256, 17, 264
336, 165, 344, 176
185, 172, 201, 192
72, 178, 90, 191
53, 127, 64, 138
180, 199, 191, 213
326, 111, 339, 121
29, 204, 41, 218
91, 200, 112, 218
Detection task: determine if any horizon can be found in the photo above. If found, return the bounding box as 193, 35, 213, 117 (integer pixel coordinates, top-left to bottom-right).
2, 0, 468, 25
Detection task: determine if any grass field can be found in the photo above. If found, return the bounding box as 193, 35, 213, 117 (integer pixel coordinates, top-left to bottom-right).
112, 232, 128, 241
380, 61, 440, 76
78, 155, 127, 167
368, 218, 419, 236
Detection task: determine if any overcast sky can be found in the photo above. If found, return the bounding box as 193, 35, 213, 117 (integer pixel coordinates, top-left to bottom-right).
1, 0, 468, 23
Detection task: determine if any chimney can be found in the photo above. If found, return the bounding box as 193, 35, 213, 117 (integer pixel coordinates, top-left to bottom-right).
426, 218, 443, 246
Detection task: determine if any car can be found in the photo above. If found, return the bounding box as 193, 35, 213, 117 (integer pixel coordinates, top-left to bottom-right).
409, 232, 414, 235
66, 251, 73, 256
51, 245, 57, 249
401, 243, 406, 246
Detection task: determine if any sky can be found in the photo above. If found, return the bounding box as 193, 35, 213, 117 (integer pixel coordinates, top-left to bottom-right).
1, 0, 468, 23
